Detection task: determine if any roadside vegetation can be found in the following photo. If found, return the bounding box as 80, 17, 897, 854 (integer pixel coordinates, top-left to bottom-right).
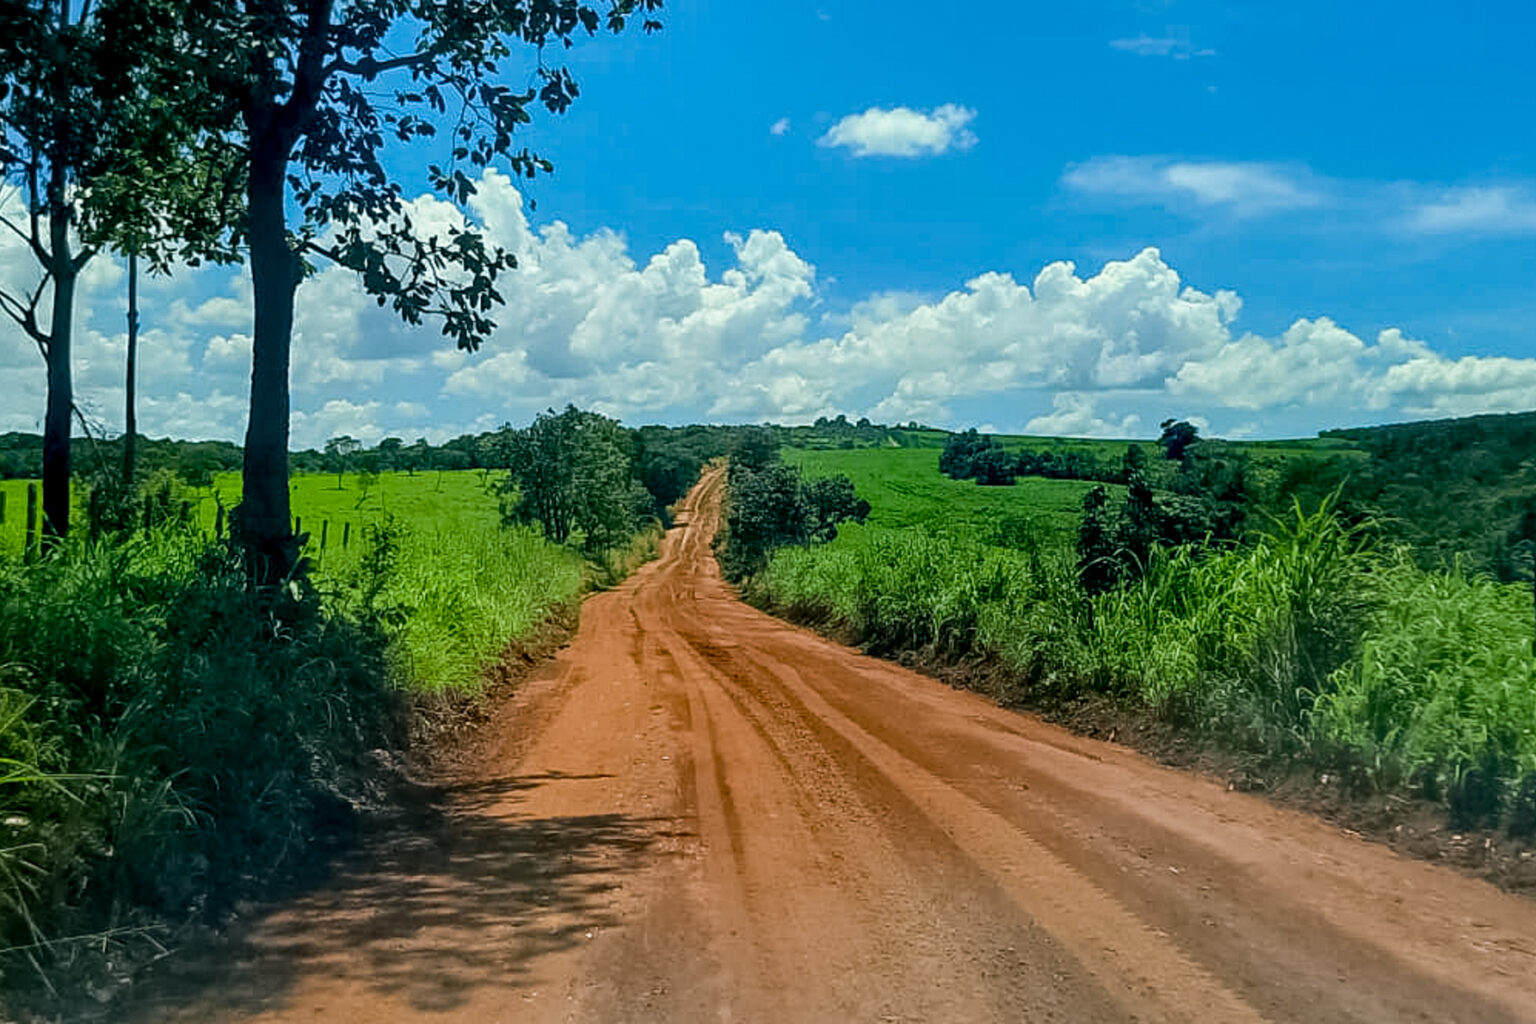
0, 408, 701, 1003
742, 417, 1536, 848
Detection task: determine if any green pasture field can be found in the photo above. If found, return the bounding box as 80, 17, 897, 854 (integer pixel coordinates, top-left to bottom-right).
0, 478, 39, 558
1, 469, 506, 566
193, 468, 507, 573
992, 432, 1364, 462
782, 447, 1111, 540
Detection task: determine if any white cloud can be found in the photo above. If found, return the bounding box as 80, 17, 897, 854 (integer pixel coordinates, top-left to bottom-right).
1402, 186, 1536, 236
1026, 393, 1142, 438
1109, 34, 1215, 59
1063, 156, 1322, 215
819, 104, 977, 158
4, 168, 1536, 447
770, 117, 791, 137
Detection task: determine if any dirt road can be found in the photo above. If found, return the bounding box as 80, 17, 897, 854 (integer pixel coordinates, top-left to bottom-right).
137, 467, 1536, 1023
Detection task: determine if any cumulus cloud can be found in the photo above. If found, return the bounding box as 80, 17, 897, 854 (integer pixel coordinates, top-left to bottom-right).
4, 168, 1535, 446
819, 104, 977, 158
770, 117, 791, 137
1026, 393, 1143, 438
1063, 156, 1323, 215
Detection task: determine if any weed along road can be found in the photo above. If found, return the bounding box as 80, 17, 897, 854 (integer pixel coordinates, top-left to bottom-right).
139, 466, 1536, 1024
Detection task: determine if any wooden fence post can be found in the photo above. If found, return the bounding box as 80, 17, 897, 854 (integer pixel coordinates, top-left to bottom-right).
320, 519, 329, 550
342, 521, 351, 549
214, 503, 225, 540
24, 484, 37, 563
0, 490, 6, 526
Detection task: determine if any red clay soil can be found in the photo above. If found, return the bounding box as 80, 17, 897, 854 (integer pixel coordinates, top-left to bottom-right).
124, 467, 1536, 1023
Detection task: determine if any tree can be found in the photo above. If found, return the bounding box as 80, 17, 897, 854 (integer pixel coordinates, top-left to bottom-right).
122, 252, 139, 486
403, 437, 430, 476
802, 475, 870, 543
323, 435, 359, 489
717, 462, 806, 580
176, 448, 219, 489
970, 446, 1015, 486
1076, 485, 1118, 596
376, 436, 404, 471
353, 452, 380, 508
0, 0, 237, 540
166, 0, 659, 584
1158, 419, 1201, 462
499, 406, 647, 550
1121, 445, 1159, 572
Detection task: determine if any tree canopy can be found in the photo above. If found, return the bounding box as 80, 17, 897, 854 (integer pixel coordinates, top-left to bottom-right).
495, 406, 653, 551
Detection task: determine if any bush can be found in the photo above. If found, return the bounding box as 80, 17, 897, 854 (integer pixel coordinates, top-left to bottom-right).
716, 458, 868, 581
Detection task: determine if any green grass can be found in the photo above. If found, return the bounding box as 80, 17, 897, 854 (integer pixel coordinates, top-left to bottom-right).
0, 480, 39, 560
1, 470, 587, 694
783, 447, 1110, 541
2, 469, 506, 567
754, 447, 1536, 832
363, 518, 584, 694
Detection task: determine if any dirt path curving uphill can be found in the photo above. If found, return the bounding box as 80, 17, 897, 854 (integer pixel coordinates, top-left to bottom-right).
132, 467, 1536, 1023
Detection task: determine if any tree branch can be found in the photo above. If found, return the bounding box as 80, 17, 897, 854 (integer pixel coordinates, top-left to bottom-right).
71, 243, 98, 274
278, 0, 336, 134
0, 210, 48, 264
325, 51, 435, 80
0, 280, 51, 354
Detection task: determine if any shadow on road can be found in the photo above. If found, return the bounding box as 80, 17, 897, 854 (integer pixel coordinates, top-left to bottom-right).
118, 772, 672, 1020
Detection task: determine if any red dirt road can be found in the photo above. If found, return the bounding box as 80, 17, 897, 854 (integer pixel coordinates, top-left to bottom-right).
137, 468, 1536, 1023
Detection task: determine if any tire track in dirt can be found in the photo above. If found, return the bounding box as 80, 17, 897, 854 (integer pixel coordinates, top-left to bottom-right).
126, 467, 1536, 1023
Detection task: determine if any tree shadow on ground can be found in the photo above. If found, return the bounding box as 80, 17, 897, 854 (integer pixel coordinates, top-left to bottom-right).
116, 771, 681, 1020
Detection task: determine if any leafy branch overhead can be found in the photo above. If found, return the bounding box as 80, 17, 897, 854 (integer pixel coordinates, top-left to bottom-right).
200, 0, 662, 352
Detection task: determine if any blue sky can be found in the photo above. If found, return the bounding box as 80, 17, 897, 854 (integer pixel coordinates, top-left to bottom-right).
3, 0, 1535, 443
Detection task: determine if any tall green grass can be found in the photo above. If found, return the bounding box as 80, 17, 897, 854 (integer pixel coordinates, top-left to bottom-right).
344, 518, 585, 694
757, 506, 1536, 829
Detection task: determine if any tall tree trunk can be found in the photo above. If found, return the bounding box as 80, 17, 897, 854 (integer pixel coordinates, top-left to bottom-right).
122, 251, 138, 487
41, 0, 75, 544
41, 213, 75, 543
238, 137, 301, 585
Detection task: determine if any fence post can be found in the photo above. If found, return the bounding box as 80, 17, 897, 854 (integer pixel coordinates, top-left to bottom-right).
294, 515, 302, 539
0, 490, 6, 526
214, 503, 225, 540
24, 484, 37, 563
342, 521, 351, 549
320, 519, 329, 550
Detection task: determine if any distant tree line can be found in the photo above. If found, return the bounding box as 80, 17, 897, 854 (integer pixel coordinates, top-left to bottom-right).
1304, 410, 1536, 581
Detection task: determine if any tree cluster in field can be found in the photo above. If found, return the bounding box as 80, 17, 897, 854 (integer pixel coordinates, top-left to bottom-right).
1075, 445, 1249, 594
939, 429, 1127, 486
716, 429, 872, 581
